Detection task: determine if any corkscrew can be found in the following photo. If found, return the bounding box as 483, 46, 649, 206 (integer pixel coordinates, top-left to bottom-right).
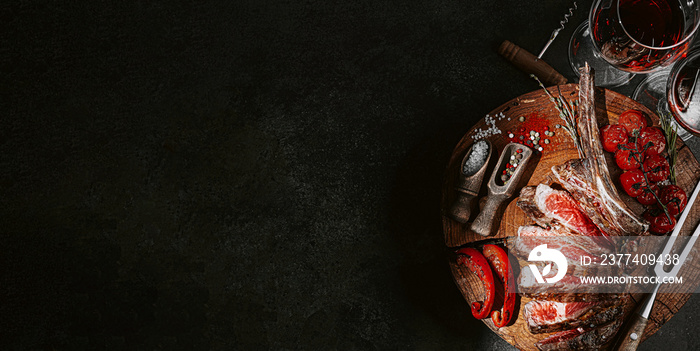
537, 2, 577, 59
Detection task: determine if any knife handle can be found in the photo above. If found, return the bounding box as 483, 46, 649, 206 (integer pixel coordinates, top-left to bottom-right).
613, 313, 648, 351
498, 40, 568, 86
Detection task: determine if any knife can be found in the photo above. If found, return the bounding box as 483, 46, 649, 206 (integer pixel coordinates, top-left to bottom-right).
614, 179, 700, 350
497, 41, 568, 86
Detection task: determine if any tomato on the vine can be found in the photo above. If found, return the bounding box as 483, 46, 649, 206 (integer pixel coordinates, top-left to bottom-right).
642, 154, 670, 182
601, 124, 629, 153
620, 169, 647, 197
660, 185, 688, 216
637, 183, 659, 206
637, 127, 666, 156
643, 209, 676, 235
619, 110, 647, 137
614, 143, 642, 170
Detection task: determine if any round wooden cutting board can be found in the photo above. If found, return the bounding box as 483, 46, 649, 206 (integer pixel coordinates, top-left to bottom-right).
440, 84, 700, 350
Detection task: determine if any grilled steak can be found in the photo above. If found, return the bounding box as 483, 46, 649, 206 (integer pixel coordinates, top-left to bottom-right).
535, 184, 612, 246
510, 67, 642, 351
524, 299, 624, 334
517, 186, 549, 228
519, 292, 618, 303
535, 318, 622, 351
517, 184, 614, 250
551, 158, 647, 239
518, 266, 599, 295
571, 64, 648, 236
516, 224, 609, 260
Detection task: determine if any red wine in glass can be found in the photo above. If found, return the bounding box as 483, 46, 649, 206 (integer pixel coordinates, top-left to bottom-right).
591, 0, 690, 72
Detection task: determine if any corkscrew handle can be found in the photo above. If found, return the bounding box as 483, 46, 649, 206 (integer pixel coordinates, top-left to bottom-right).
498, 40, 568, 86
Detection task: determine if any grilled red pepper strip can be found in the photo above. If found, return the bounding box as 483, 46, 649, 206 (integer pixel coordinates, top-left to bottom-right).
482, 244, 515, 328
456, 247, 494, 319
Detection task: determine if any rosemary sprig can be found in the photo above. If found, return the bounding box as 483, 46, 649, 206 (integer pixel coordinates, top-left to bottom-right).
658, 109, 678, 184
531, 74, 582, 152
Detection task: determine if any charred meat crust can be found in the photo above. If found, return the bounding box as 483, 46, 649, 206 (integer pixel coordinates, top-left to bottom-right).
517, 186, 548, 226
575, 65, 648, 235
525, 299, 624, 334
535, 318, 622, 351
519, 292, 621, 303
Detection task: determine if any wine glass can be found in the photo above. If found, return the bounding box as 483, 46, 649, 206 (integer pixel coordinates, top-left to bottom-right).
569, 0, 700, 88
631, 64, 696, 140
667, 48, 700, 135
633, 47, 700, 141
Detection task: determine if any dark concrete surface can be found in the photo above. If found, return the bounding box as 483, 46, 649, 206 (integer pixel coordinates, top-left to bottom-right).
3, 0, 700, 349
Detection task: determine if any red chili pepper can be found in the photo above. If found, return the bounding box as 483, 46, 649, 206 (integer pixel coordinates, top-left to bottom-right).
456, 247, 495, 319
482, 244, 515, 328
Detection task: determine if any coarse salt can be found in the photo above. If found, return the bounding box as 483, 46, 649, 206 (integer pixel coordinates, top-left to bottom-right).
470, 114, 503, 141
463, 140, 489, 176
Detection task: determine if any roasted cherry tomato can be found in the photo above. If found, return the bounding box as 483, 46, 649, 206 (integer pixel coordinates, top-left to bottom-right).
660, 184, 688, 216
456, 247, 494, 319
618, 109, 648, 137
637, 183, 659, 206
637, 127, 666, 156
482, 244, 515, 328
601, 124, 629, 153
614, 143, 642, 170
643, 208, 677, 235
620, 169, 647, 197
642, 154, 670, 182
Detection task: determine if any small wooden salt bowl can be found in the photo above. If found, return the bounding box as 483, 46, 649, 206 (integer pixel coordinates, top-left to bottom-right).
471, 142, 533, 237
448, 140, 494, 223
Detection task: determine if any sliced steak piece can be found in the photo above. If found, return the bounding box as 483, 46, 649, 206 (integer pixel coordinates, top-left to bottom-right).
552, 158, 645, 239
518, 186, 550, 228
517, 184, 614, 250
524, 299, 624, 334
519, 292, 615, 303
535, 318, 622, 351
518, 266, 594, 295
517, 260, 619, 296
534, 184, 613, 249
525, 300, 595, 334
516, 225, 609, 261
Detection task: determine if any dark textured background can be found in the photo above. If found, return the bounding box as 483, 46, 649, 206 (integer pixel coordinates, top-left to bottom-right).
3, 0, 700, 349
